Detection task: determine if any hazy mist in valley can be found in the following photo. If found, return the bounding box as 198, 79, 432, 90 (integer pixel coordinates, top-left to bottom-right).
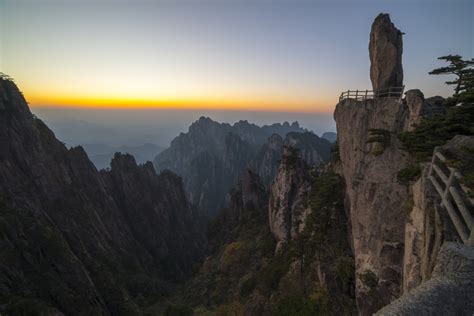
32, 107, 336, 149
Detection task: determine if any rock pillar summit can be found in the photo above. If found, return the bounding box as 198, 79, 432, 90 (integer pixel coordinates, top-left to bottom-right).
369, 13, 404, 92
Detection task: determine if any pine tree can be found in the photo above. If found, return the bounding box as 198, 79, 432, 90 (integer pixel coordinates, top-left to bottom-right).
429, 55, 474, 95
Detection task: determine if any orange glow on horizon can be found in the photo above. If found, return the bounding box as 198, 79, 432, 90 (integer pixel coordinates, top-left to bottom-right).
26, 93, 336, 114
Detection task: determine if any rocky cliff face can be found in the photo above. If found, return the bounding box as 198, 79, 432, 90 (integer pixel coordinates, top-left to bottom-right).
155, 117, 329, 216
334, 93, 432, 314
332, 12, 470, 314
401, 165, 440, 293
268, 147, 312, 252
183, 154, 355, 315
284, 132, 331, 166
252, 134, 284, 186
0, 77, 206, 315
369, 13, 403, 92
335, 89, 454, 314
377, 242, 474, 315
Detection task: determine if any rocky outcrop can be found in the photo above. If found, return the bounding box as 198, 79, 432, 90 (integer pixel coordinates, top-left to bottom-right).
186, 153, 355, 315
268, 147, 312, 252
0, 77, 206, 315
155, 118, 326, 216
335, 97, 408, 314
252, 134, 284, 186
284, 132, 331, 166
401, 165, 442, 293
369, 13, 403, 92
376, 242, 474, 315
211, 169, 268, 248
334, 89, 443, 313
405, 90, 446, 131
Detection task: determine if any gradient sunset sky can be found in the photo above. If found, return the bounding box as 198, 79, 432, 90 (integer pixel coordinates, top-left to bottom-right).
1, 0, 472, 113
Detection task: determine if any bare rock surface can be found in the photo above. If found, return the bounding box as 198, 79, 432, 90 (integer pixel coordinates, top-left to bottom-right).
333, 88, 441, 314
402, 164, 443, 294
376, 242, 474, 315
335, 97, 410, 314
369, 13, 403, 92
268, 147, 311, 252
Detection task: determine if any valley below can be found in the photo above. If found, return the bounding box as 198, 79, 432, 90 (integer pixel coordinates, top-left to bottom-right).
1, 11, 473, 316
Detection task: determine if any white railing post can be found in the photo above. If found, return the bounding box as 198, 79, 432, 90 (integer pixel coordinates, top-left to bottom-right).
429, 146, 474, 245
468, 226, 474, 246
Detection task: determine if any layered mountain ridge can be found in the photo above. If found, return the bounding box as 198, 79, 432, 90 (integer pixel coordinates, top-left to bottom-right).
154, 117, 331, 216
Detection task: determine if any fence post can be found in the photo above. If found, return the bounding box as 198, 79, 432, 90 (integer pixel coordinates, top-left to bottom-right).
365, 90, 368, 99
444, 170, 455, 200
355, 90, 358, 100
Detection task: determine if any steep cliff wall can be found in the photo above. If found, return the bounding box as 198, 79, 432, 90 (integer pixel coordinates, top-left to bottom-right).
0, 77, 206, 315
268, 147, 312, 252
334, 86, 459, 314
335, 97, 411, 314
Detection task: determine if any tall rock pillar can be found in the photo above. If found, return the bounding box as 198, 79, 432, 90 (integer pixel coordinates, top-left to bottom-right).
369, 13, 403, 92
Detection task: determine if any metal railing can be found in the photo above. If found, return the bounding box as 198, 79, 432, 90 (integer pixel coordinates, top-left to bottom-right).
428, 147, 474, 245
339, 86, 405, 102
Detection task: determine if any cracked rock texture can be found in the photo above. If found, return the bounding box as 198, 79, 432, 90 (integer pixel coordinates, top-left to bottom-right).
333, 87, 447, 314
268, 147, 312, 253
376, 242, 474, 315
369, 13, 403, 92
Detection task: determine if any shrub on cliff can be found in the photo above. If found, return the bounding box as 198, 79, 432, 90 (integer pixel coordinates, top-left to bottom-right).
399, 104, 474, 161
397, 166, 422, 185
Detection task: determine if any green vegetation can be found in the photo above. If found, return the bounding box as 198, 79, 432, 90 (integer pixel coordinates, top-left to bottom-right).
214, 301, 244, 316
2, 298, 58, 316
179, 171, 355, 315
359, 270, 378, 292
397, 166, 422, 185
275, 295, 322, 316
399, 104, 474, 161
274, 286, 333, 316
284, 146, 301, 167
367, 129, 391, 156
331, 142, 340, 161
283, 173, 355, 315
446, 146, 474, 197
257, 258, 290, 292
239, 275, 256, 297
429, 55, 474, 103
165, 304, 194, 316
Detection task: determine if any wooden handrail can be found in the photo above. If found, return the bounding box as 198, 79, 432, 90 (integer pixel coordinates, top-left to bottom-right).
339, 86, 405, 102
428, 147, 474, 245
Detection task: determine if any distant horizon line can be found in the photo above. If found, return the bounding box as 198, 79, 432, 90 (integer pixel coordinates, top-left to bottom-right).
29, 103, 335, 114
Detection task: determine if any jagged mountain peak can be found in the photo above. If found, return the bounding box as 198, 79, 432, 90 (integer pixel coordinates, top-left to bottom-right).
0, 77, 207, 314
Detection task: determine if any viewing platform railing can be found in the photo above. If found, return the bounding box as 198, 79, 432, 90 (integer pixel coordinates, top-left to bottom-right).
339, 86, 405, 102
428, 147, 474, 246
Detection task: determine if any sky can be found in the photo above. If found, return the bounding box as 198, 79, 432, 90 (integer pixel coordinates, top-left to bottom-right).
1, 0, 472, 114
